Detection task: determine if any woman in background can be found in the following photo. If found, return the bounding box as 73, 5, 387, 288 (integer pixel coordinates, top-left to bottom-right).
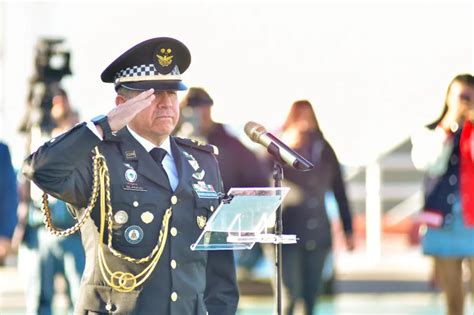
279, 100, 354, 315
411, 74, 474, 315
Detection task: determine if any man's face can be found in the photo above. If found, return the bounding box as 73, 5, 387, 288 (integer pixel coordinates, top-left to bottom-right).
126, 90, 180, 140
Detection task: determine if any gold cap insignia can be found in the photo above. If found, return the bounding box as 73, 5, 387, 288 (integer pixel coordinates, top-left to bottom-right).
157, 48, 173, 67
197, 215, 207, 229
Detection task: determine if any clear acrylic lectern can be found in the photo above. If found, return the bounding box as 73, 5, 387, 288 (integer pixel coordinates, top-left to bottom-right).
190, 187, 295, 251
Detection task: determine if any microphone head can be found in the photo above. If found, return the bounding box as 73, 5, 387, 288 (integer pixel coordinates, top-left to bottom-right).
244, 121, 266, 142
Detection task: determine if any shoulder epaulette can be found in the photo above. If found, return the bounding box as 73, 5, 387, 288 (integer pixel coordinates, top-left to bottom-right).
174, 137, 219, 155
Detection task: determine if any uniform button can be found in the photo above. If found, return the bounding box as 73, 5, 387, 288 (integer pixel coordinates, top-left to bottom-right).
210, 206, 214, 212
445, 213, 453, 226
171, 259, 177, 269
171, 292, 178, 302
133, 201, 139, 207
171, 195, 178, 205
170, 227, 178, 236
105, 303, 113, 311
305, 240, 316, 251
306, 218, 318, 230
449, 175, 457, 186
307, 197, 318, 208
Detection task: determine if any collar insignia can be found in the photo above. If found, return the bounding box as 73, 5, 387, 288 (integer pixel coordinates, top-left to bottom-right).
125, 150, 137, 159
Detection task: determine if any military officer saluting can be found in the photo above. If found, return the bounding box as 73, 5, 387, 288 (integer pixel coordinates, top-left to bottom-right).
23, 37, 239, 314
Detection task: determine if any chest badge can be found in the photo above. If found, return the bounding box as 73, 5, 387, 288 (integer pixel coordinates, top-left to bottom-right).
141, 211, 154, 224
192, 169, 206, 180
197, 216, 207, 229
183, 151, 200, 171
114, 210, 129, 224
124, 225, 144, 244
125, 168, 138, 183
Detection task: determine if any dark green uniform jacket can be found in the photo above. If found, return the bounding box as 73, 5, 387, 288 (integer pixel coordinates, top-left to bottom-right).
23, 123, 239, 315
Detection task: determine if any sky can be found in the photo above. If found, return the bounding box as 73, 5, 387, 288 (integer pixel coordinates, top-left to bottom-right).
0, 1, 472, 167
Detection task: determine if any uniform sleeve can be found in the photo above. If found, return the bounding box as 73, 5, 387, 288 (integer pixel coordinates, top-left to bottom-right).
328, 144, 353, 235
0, 144, 18, 238
410, 127, 453, 177
204, 155, 239, 315
22, 123, 101, 208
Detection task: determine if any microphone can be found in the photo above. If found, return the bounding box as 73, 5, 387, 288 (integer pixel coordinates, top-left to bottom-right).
244, 121, 314, 171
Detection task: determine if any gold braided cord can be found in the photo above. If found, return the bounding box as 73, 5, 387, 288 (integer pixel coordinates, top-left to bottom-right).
42, 146, 173, 292
41, 146, 102, 237
96, 149, 173, 292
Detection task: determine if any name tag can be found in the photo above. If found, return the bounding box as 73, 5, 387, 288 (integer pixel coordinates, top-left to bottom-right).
122, 183, 147, 192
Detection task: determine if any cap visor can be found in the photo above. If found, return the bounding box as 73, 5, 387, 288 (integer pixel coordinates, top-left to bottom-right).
119, 80, 187, 91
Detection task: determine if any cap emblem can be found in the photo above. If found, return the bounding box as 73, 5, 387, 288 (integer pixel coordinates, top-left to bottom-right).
157, 48, 174, 67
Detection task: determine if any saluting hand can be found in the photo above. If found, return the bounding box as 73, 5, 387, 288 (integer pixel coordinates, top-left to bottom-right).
97, 89, 156, 137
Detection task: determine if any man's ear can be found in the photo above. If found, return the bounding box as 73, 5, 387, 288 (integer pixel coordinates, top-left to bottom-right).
116, 95, 126, 106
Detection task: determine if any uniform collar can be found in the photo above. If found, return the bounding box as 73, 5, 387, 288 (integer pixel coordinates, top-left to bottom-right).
127, 126, 172, 158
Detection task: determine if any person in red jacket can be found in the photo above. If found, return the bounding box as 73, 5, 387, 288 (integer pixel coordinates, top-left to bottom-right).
411, 73, 474, 315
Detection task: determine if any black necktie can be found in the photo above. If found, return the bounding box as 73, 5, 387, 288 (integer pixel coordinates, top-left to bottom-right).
150, 148, 171, 190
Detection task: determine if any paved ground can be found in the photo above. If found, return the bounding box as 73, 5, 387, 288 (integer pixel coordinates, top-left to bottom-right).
236, 293, 468, 315
1, 237, 472, 314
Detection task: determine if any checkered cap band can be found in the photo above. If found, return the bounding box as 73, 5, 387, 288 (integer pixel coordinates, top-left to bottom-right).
114, 64, 181, 81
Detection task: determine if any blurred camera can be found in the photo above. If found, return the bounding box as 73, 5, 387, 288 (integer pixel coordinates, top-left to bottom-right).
20, 38, 72, 134
33, 38, 72, 83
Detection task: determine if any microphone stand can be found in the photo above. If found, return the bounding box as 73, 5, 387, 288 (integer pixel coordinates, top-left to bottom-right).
272, 161, 284, 315
265, 141, 312, 315
267, 142, 286, 314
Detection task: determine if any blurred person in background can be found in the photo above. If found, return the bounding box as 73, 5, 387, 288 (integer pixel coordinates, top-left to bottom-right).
411, 73, 474, 315
0, 142, 18, 265
278, 100, 354, 315
16, 88, 85, 315
178, 87, 270, 279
